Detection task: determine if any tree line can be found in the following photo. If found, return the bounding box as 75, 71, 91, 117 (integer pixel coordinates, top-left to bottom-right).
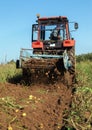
76, 53, 92, 62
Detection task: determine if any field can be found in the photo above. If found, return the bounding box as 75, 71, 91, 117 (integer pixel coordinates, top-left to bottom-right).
0, 58, 92, 130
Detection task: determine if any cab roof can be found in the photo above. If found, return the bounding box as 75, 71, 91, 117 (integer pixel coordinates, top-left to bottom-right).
37, 16, 68, 25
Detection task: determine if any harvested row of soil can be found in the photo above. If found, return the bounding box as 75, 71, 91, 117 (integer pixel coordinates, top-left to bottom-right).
0, 82, 72, 130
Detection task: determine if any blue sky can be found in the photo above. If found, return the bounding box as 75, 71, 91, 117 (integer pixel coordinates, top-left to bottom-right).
0, 0, 92, 62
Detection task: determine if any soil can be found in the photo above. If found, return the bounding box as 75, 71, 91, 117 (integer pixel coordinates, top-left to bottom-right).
0, 72, 74, 130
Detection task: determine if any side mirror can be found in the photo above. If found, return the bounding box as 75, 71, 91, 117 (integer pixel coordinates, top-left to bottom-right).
74, 23, 78, 29
16, 60, 20, 68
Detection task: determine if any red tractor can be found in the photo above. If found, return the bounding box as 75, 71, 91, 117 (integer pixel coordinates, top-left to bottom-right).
16, 15, 78, 83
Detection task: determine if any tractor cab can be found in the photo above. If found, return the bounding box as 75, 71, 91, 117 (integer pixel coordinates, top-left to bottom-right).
32, 16, 78, 54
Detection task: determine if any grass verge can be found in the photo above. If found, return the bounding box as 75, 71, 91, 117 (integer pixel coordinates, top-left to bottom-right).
66, 61, 92, 130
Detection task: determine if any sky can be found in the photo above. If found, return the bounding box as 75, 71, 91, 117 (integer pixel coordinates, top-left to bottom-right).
0, 0, 92, 63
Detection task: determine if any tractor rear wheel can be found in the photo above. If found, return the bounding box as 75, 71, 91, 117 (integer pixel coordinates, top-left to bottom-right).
68, 46, 75, 74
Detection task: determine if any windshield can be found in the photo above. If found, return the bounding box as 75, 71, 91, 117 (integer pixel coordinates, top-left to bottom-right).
32, 24, 67, 41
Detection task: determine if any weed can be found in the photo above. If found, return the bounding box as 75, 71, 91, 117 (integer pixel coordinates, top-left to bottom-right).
36, 88, 48, 94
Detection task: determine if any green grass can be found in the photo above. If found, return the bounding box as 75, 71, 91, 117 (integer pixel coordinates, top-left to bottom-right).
0, 62, 22, 83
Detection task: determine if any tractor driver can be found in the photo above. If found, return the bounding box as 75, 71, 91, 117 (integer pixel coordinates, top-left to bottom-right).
50, 25, 61, 40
